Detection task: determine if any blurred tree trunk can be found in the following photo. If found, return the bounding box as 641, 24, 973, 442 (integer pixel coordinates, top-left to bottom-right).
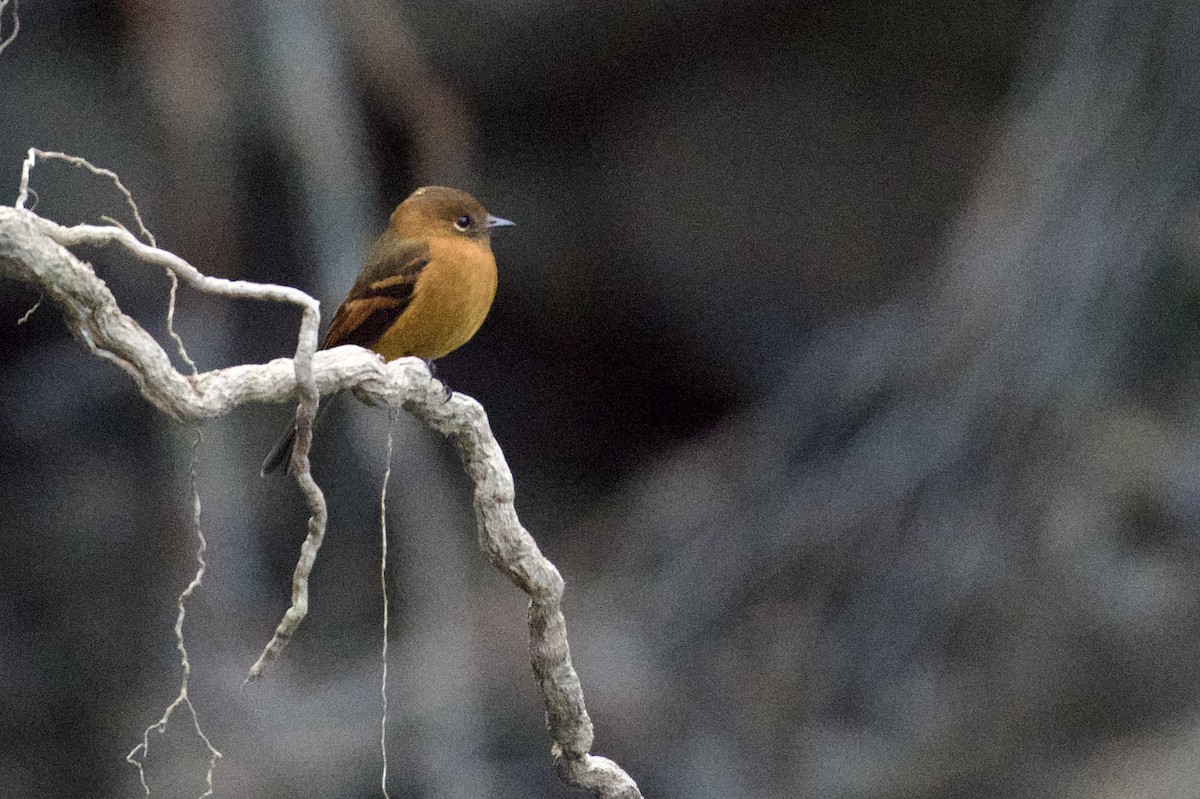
598, 0, 1200, 795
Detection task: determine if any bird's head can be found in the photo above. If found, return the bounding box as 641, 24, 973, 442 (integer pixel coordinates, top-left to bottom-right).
390, 186, 515, 241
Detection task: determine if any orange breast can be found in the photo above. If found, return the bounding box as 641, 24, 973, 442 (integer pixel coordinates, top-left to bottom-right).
372, 236, 498, 360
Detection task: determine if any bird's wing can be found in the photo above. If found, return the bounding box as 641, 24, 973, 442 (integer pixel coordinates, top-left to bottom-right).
321, 238, 430, 351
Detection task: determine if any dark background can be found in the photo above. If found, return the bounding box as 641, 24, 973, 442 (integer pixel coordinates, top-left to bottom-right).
5, 0, 1200, 797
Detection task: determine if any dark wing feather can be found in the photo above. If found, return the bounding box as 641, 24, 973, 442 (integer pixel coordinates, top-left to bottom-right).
321, 236, 430, 350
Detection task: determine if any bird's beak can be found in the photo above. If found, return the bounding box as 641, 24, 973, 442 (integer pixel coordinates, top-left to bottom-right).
486, 215, 516, 230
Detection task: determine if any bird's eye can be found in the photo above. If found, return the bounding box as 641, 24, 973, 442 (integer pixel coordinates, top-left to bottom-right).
454, 215, 471, 231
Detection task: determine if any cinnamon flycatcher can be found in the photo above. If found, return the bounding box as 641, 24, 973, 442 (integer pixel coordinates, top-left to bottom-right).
261, 186, 513, 475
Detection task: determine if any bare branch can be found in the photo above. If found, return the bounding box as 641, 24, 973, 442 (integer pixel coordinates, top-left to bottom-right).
0, 197, 326, 672
0, 204, 643, 797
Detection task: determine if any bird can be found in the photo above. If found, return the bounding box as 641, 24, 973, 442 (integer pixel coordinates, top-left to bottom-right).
261, 186, 514, 475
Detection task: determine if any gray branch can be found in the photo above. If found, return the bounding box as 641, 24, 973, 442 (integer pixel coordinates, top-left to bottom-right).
0, 204, 642, 798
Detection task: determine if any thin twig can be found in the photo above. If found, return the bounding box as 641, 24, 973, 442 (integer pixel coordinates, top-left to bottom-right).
0, 0, 19, 56
15, 290, 40, 324
98, 208, 196, 377
19, 158, 197, 374
17, 149, 156, 246
166, 269, 199, 376
379, 410, 397, 799
126, 431, 223, 798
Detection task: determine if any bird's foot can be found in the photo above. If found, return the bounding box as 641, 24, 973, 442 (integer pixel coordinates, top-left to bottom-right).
424, 359, 453, 403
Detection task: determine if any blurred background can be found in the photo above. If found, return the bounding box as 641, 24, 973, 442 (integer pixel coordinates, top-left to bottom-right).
4, 0, 1200, 796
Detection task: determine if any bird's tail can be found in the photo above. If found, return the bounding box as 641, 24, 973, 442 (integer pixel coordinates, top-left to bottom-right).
260, 422, 298, 476
260, 402, 331, 476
